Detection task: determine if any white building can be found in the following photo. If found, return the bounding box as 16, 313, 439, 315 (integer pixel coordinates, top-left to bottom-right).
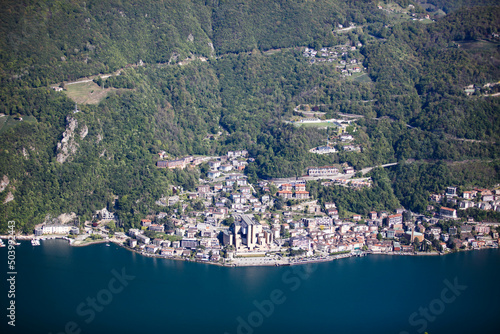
308, 166, 339, 177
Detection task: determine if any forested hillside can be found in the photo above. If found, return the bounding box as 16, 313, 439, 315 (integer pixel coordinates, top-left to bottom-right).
1, 0, 499, 232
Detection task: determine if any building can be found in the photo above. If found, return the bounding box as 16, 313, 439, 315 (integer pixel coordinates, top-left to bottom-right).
386, 229, 396, 239
312, 146, 337, 154
295, 184, 306, 192
440, 207, 457, 219
41, 224, 71, 235
227, 215, 272, 250
148, 224, 165, 232
446, 187, 457, 197
141, 219, 152, 227
294, 191, 310, 200
277, 190, 293, 199
99, 208, 115, 220
344, 166, 355, 174
404, 230, 424, 243
207, 171, 221, 179
386, 214, 403, 226
157, 158, 188, 169
308, 167, 339, 177
290, 236, 312, 250
181, 238, 199, 249
136, 234, 150, 244
34, 227, 43, 236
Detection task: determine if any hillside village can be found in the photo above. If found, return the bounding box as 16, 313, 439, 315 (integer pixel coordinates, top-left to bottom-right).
30, 150, 500, 266
303, 43, 366, 78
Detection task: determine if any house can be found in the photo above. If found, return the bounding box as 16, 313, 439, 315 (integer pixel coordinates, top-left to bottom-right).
219, 165, 233, 172
386, 214, 403, 227
161, 248, 174, 256
145, 245, 159, 254
393, 241, 401, 252
440, 207, 457, 219
462, 191, 476, 199
280, 184, 293, 191
136, 234, 150, 244
295, 184, 306, 192
197, 185, 210, 194
446, 187, 457, 197
340, 134, 353, 141
208, 161, 221, 170
325, 202, 336, 209
277, 190, 293, 199
459, 200, 474, 209
207, 171, 221, 179
294, 191, 310, 200
98, 208, 115, 220
344, 167, 355, 174
141, 219, 152, 227
148, 224, 164, 232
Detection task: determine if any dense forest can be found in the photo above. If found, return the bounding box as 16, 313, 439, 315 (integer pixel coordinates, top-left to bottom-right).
1, 0, 499, 232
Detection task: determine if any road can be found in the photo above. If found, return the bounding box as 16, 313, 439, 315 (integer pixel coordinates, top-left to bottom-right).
360, 162, 399, 175
64, 73, 116, 86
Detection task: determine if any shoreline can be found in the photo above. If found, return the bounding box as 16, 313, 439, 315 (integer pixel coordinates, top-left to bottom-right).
2, 234, 498, 267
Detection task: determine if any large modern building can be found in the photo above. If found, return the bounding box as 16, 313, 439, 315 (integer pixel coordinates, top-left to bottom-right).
224, 215, 273, 250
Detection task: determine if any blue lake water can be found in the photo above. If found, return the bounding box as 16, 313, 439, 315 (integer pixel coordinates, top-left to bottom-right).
1, 240, 499, 334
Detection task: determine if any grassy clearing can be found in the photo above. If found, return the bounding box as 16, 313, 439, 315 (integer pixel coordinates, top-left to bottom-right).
64, 81, 119, 105
459, 40, 500, 52
0, 115, 37, 135
352, 73, 373, 83
264, 49, 282, 55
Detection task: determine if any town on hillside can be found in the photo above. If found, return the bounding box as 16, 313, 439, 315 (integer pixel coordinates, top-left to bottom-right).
29, 151, 500, 266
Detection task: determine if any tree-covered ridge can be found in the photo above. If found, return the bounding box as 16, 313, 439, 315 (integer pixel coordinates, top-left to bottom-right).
0, 0, 385, 88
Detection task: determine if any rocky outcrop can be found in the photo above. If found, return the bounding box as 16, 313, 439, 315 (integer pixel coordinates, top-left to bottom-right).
56, 116, 79, 163
58, 212, 77, 224
0, 175, 9, 192
80, 125, 88, 139
3, 192, 14, 204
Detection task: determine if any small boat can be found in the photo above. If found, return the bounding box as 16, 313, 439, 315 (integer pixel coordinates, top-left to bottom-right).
106, 243, 110, 247
31, 239, 40, 246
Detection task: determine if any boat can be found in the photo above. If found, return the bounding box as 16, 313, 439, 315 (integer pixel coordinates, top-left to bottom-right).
31, 239, 40, 246
106, 243, 110, 247
0, 239, 5, 247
